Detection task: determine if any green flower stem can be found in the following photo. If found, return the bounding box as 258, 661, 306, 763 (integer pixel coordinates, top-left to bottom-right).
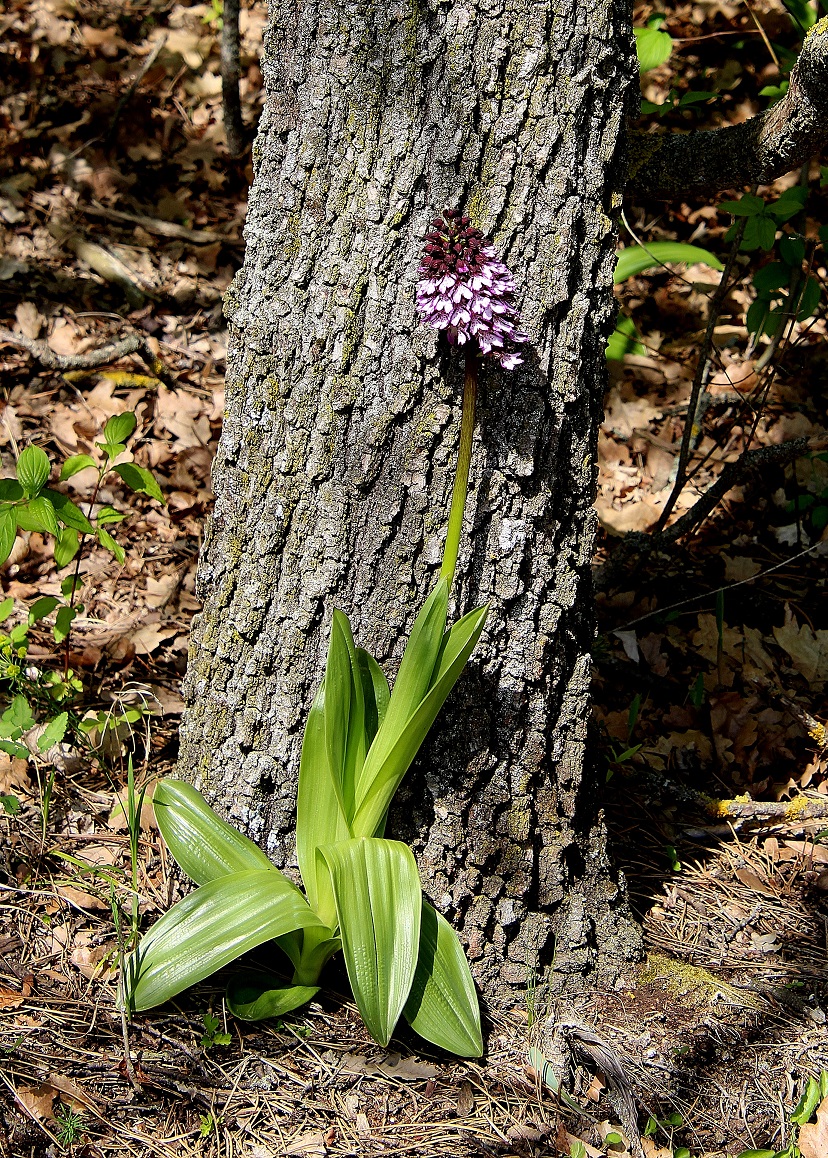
440, 348, 478, 591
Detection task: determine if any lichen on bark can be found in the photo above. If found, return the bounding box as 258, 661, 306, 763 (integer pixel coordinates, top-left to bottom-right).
180, 0, 643, 1009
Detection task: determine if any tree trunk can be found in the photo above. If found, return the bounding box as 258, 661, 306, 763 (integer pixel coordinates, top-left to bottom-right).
180, 0, 644, 1010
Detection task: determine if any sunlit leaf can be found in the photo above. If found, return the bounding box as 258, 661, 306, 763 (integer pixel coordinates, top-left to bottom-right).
634, 25, 673, 72
353, 604, 487, 838
126, 870, 323, 1011
16, 446, 50, 497
614, 242, 723, 284
103, 412, 137, 446
296, 683, 351, 928
320, 837, 421, 1047
152, 778, 275, 885
403, 901, 482, 1056
226, 971, 319, 1021
59, 454, 98, 481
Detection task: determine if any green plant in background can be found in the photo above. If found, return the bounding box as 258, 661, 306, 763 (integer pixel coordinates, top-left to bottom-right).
54, 1104, 85, 1149
200, 1011, 231, 1049
123, 209, 534, 1057
0, 412, 164, 765
607, 241, 724, 360
635, 13, 673, 73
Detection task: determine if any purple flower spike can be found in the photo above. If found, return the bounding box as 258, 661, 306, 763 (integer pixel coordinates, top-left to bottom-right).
416, 209, 528, 370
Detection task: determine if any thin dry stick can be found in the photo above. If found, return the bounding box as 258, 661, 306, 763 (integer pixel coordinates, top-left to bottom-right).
0, 329, 162, 375
654, 215, 748, 532
106, 35, 167, 147
221, 0, 247, 157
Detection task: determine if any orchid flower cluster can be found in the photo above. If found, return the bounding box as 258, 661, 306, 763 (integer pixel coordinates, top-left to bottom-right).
415, 208, 528, 369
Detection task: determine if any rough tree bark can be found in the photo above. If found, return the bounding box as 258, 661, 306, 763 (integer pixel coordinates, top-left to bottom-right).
179, 0, 644, 1010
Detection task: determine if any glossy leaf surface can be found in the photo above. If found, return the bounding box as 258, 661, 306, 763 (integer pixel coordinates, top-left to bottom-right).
153, 779, 275, 884
403, 901, 482, 1057
127, 869, 322, 1011
320, 838, 421, 1047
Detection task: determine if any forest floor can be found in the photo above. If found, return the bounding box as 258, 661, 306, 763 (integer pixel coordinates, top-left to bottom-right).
1, 1, 827, 1156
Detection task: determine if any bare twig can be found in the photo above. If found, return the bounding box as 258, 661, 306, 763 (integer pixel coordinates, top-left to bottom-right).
106, 36, 167, 147
221, 0, 247, 158
80, 202, 241, 246
653, 216, 748, 532
595, 436, 826, 591
705, 795, 828, 823
0, 329, 163, 376
628, 20, 828, 196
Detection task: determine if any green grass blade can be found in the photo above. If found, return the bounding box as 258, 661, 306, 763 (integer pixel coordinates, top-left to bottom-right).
320, 838, 421, 1047
296, 683, 351, 926
126, 870, 322, 1011
226, 971, 319, 1020
152, 779, 274, 884
353, 604, 488, 837
403, 901, 482, 1057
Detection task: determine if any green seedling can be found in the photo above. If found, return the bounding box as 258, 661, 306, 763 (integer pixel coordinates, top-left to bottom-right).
200, 1011, 231, 1049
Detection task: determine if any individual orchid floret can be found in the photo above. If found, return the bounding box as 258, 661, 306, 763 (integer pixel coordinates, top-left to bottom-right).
415, 208, 528, 370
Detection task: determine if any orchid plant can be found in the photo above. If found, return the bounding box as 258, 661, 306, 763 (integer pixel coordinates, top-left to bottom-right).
123, 210, 527, 1057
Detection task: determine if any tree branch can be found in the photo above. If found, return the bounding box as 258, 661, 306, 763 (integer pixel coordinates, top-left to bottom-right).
593, 435, 824, 591
627, 18, 828, 197
221, 0, 247, 158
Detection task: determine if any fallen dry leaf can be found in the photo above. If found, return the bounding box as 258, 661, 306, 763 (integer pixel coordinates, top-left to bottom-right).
773, 614, 828, 686
17, 1082, 56, 1121
800, 1093, 828, 1158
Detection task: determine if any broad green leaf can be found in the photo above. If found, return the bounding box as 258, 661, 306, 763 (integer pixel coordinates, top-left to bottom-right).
37, 711, 68, 751
614, 242, 723, 284
791, 1075, 821, 1125
152, 779, 274, 885
227, 971, 319, 1021
2, 695, 34, 734
29, 596, 60, 625
59, 454, 97, 481
356, 647, 390, 748
0, 508, 16, 566
354, 580, 448, 807
95, 505, 127, 525
97, 525, 125, 564
53, 604, 76, 644
752, 262, 789, 296
319, 837, 421, 1048
677, 90, 716, 106
720, 194, 765, 217
779, 236, 805, 267
0, 741, 28, 759
17, 497, 59, 537
16, 446, 50, 497
43, 489, 94, 534
402, 901, 482, 1057
0, 597, 14, 624
113, 462, 164, 504
103, 412, 137, 445
0, 794, 21, 815
606, 315, 645, 361
296, 683, 351, 927
634, 25, 672, 72
336, 611, 368, 819
126, 869, 323, 1011
353, 604, 488, 838
0, 480, 23, 502
797, 275, 821, 321
53, 528, 80, 569
734, 1150, 776, 1158
781, 0, 817, 28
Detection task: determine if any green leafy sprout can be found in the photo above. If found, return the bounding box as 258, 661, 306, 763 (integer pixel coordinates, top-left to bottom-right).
124, 345, 489, 1055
